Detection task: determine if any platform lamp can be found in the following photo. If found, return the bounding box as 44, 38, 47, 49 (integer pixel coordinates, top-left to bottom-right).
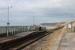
6, 22, 10, 37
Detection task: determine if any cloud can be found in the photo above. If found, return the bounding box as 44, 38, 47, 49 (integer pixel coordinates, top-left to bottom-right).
0, 0, 75, 26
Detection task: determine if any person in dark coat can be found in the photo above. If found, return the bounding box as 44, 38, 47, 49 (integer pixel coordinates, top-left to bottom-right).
39, 27, 42, 31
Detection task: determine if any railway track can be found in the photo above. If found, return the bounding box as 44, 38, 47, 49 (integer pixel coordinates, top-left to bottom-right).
0, 31, 48, 50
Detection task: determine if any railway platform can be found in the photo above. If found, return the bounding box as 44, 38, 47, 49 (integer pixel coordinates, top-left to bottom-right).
57, 32, 75, 50
22, 27, 75, 50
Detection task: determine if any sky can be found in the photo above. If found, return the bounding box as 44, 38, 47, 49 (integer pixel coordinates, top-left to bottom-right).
0, 0, 75, 26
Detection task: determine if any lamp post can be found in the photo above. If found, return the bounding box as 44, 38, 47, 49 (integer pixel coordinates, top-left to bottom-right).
6, 6, 10, 37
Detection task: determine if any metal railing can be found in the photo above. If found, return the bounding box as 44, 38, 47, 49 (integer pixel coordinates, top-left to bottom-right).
0, 26, 40, 37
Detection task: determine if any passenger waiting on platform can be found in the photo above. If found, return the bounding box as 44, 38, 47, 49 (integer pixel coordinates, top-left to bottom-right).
39, 27, 42, 31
